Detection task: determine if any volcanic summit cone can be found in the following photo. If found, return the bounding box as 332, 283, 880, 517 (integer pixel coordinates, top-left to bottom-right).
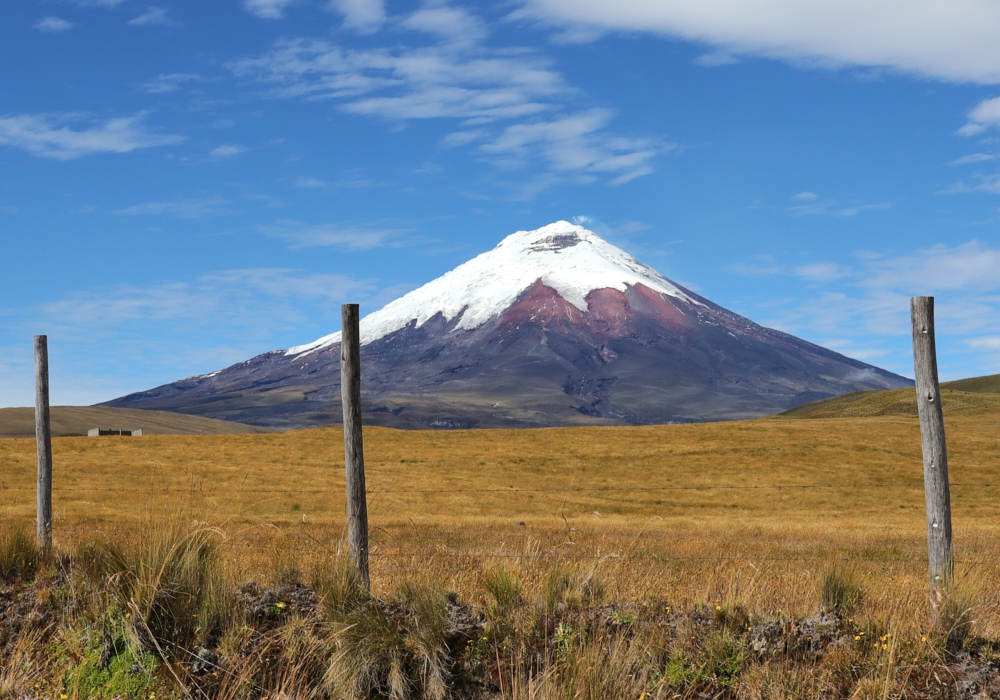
106, 221, 911, 429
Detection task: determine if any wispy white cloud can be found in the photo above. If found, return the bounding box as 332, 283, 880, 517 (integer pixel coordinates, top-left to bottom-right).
695, 50, 739, 67
4, 267, 377, 405
441, 129, 487, 148
786, 191, 890, 216
736, 241, 1000, 377
128, 7, 178, 26
293, 175, 387, 188
70, 0, 126, 6
244, 0, 294, 19
938, 173, 1000, 195
816, 339, 888, 362
400, 6, 488, 46
36, 269, 373, 334
968, 336, 1000, 350
259, 220, 402, 250
957, 96, 1000, 136
34, 17, 73, 32
517, 0, 1000, 84
294, 176, 331, 188
948, 152, 997, 166
113, 198, 229, 218
329, 0, 385, 32
792, 262, 851, 283
209, 144, 250, 158
138, 73, 203, 94
0, 113, 184, 159
229, 16, 663, 189
478, 109, 662, 184
231, 37, 566, 119
725, 260, 781, 276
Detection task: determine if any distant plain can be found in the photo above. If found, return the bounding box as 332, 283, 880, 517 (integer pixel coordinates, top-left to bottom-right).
0, 405, 269, 438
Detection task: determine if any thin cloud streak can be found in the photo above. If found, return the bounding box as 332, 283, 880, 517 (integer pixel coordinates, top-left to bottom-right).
128, 7, 179, 27
0, 113, 183, 159
113, 198, 229, 219
477, 109, 663, 184
785, 192, 891, 217
244, 0, 294, 19
35, 17, 73, 32
259, 221, 403, 250
209, 144, 250, 158
138, 73, 203, 94
329, 0, 386, 33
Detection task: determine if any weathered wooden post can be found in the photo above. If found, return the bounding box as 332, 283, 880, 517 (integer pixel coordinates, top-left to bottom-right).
910, 296, 953, 623
340, 304, 370, 588
34, 335, 53, 556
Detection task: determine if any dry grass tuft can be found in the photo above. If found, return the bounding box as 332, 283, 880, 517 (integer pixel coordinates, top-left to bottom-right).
0, 527, 37, 583
821, 566, 863, 615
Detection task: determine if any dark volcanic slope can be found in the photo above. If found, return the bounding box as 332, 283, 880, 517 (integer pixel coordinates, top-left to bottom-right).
105, 279, 911, 430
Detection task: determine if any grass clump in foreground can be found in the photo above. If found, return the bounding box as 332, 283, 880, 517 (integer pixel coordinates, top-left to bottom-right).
0, 527, 38, 583
5, 523, 1000, 699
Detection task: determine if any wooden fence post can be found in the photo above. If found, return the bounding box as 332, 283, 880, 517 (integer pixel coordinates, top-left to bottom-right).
340, 304, 370, 588
34, 335, 53, 556
910, 296, 953, 623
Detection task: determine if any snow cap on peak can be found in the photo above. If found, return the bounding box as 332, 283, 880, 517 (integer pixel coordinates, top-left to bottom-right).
285, 221, 698, 357
499, 220, 595, 252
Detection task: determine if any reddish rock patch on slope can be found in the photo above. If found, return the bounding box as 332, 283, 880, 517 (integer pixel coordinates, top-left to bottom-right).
498, 279, 585, 332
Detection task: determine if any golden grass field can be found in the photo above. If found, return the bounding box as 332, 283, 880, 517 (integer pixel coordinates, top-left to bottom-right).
3, 389, 1000, 641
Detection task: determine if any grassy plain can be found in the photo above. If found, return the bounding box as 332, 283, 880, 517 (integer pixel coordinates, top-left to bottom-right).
0, 405, 270, 438
3, 404, 1000, 635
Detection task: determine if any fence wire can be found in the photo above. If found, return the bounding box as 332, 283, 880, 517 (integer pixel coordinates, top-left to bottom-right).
2, 482, 999, 494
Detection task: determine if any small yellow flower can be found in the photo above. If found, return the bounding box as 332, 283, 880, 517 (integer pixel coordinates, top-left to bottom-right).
855, 636, 861, 641
921, 636, 927, 642
716, 606, 721, 611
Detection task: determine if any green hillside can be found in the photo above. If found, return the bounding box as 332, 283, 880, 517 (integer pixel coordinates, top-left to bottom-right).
779, 374, 1000, 419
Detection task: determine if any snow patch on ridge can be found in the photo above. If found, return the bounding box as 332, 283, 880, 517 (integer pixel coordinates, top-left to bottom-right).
285, 221, 700, 357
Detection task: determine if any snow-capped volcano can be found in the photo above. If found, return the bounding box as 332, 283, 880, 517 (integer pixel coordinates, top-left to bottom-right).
286, 221, 701, 356
106, 222, 912, 429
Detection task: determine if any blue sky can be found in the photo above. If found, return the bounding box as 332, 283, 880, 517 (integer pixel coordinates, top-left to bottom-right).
3, 0, 1000, 407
